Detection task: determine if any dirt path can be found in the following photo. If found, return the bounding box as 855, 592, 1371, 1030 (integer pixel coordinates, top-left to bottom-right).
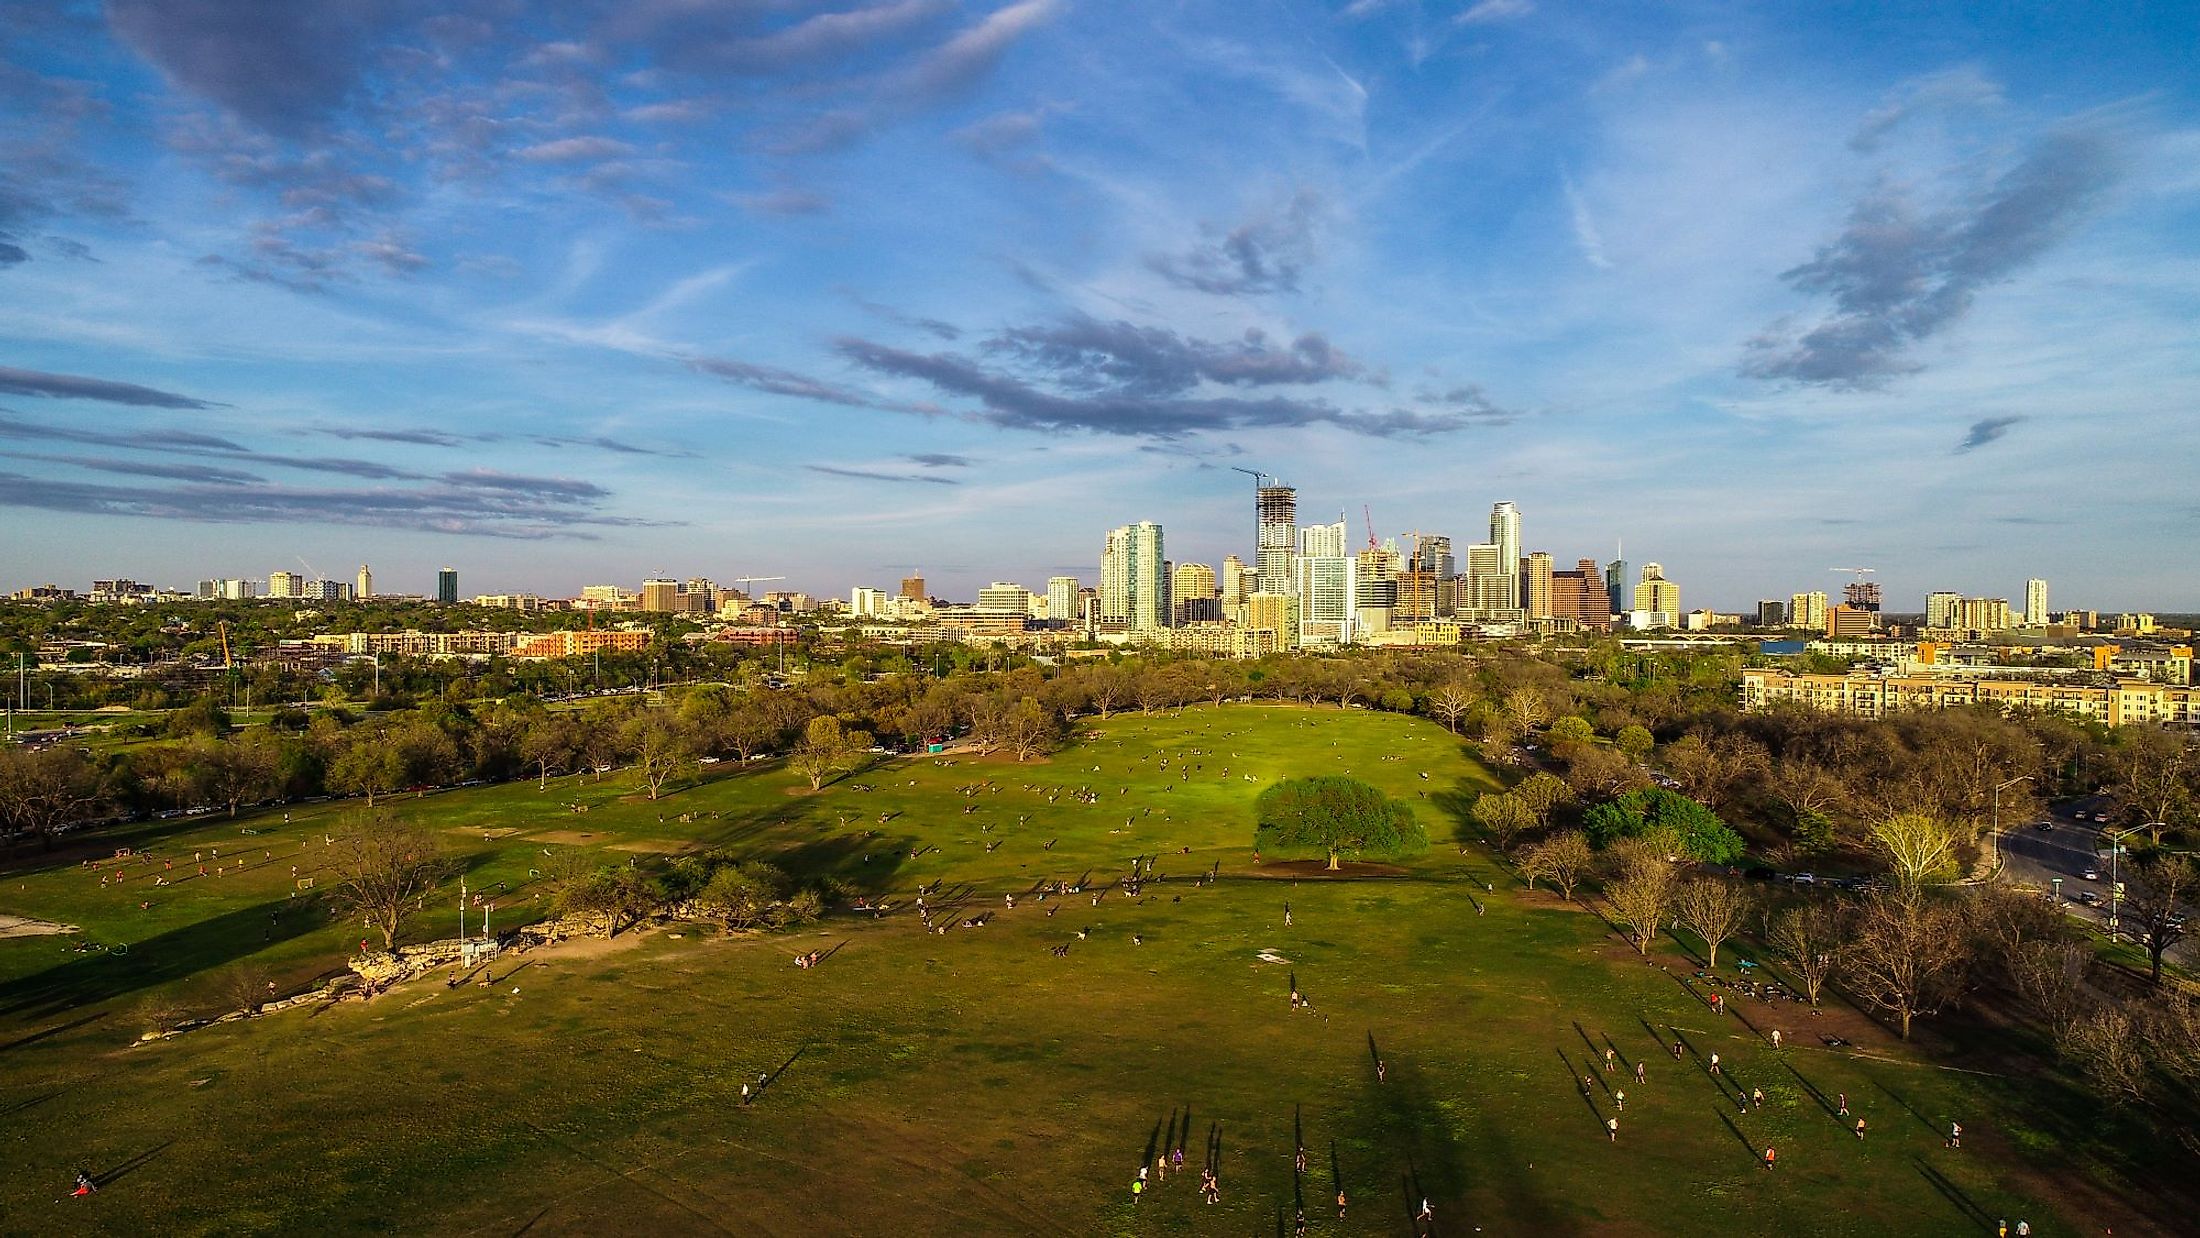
0, 914, 78, 939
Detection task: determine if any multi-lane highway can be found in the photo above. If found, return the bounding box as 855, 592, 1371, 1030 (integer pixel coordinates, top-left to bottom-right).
1996, 795, 2190, 967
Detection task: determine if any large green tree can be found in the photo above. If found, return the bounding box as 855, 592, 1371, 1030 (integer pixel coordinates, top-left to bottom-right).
1254, 776, 1428, 870
1581, 787, 1744, 864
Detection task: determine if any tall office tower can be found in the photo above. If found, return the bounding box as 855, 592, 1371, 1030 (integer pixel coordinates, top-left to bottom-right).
1551, 559, 1613, 627
1409, 533, 1455, 580
1789, 590, 1828, 630
1298, 518, 1348, 559
1488, 502, 1521, 612
2024, 578, 2049, 627
1462, 543, 1513, 615
1633, 562, 1680, 619
1047, 576, 1080, 627
1171, 562, 1219, 625
641, 579, 683, 612
1220, 555, 1251, 604
267, 569, 303, 599
1843, 580, 1882, 613
1756, 600, 1788, 627
685, 578, 717, 612
1604, 555, 1629, 616
355, 565, 373, 599
900, 573, 926, 601
436, 567, 458, 605
1925, 591, 1962, 629
1521, 551, 1554, 620
1293, 552, 1355, 646
1256, 484, 1297, 596
1100, 521, 1167, 630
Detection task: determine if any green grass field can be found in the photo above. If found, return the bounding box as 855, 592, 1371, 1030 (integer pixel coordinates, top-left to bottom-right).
0, 705, 2165, 1235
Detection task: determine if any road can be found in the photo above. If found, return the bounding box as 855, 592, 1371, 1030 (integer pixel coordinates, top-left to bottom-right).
1995, 794, 2193, 969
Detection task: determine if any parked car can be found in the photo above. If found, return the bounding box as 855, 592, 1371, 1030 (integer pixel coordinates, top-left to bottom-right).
2082, 868, 2100, 881
1793, 872, 1817, 885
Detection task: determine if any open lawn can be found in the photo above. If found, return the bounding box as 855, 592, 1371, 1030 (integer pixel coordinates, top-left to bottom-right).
0, 704, 2172, 1235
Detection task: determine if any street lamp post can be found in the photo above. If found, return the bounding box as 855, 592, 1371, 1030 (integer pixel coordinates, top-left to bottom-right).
1990, 774, 2032, 870
2104, 824, 2146, 935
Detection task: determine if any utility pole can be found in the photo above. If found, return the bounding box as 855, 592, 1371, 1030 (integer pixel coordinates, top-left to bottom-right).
2105, 824, 2144, 935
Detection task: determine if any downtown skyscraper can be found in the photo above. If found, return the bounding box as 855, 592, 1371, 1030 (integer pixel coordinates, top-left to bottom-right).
1100, 521, 1166, 631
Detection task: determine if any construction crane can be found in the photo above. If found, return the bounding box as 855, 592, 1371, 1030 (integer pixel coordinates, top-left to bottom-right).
1229, 466, 1269, 487
1828, 567, 1876, 581
1829, 567, 1882, 613
733, 575, 786, 602
216, 621, 233, 671
1363, 505, 1378, 551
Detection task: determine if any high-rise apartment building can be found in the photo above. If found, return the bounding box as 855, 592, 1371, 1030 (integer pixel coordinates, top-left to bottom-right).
641, 579, 684, 613
900, 574, 926, 602
1756, 599, 1788, 627
1953, 597, 2013, 633
1293, 553, 1355, 646
2024, 578, 2049, 627
1790, 590, 1828, 630
1462, 543, 1518, 617
1520, 551, 1554, 621
1925, 591, 1962, 629
1488, 502, 1521, 613
1826, 605, 1876, 638
1255, 485, 1296, 596
1100, 521, 1167, 630
1633, 562, 1679, 621
1220, 555, 1250, 604
436, 567, 458, 605
1047, 576, 1080, 628
267, 569, 302, 599
1298, 518, 1348, 559
355, 564, 373, 599
1604, 555, 1629, 616
1171, 562, 1219, 626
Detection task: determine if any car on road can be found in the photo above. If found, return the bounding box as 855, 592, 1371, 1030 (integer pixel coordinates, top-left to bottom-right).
2075, 891, 2103, 906
1793, 872, 1817, 885
2033, 820, 2055, 831
2082, 868, 2100, 881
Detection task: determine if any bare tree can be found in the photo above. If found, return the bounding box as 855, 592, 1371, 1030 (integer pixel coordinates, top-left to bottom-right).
1675, 877, 1754, 968
1605, 841, 1679, 956
1429, 681, 1477, 733
2122, 854, 2196, 987
1000, 696, 1063, 762
1504, 686, 1549, 733
0, 745, 103, 844
1765, 903, 1841, 1006
1472, 792, 1535, 850
328, 810, 451, 951
2009, 940, 2092, 1032
1869, 812, 1963, 892
2059, 1004, 2152, 1102
1518, 830, 1594, 901
2111, 727, 2198, 844
624, 711, 695, 801
1840, 891, 1974, 1040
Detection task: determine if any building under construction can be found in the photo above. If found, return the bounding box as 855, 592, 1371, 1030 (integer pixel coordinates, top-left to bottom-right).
1255, 483, 1296, 595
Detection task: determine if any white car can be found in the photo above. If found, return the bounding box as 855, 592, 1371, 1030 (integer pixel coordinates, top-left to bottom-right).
2082, 868, 2100, 881
1793, 872, 1816, 885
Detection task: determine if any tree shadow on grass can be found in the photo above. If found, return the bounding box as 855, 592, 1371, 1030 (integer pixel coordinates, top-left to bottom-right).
0, 899, 323, 1021
1915, 1157, 1996, 1231
94, 1139, 174, 1188
1872, 1077, 1943, 1138
1716, 1110, 1759, 1163
0, 1009, 106, 1053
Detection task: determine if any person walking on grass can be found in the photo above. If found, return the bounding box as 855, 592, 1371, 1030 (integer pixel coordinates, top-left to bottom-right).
1337, 1189, 1347, 1219
1763, 1146, 1777, 1170
1837, 1092, 1847, 1117
1614, 1090, 1625, 1111
1604, 1047, 1615, 1072
1708, 1052, 1721, 1075
1635, 1060, 1647, 1085
1751, 1087, 1766, 1111
1771, 1029, 1782, 1050
1947, 1121, 1962, 1149
1855, 1118, 1867, 1140
1607, 1116, 1619, 1142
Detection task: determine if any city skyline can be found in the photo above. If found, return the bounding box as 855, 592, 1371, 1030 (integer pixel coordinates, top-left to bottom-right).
1, 4, 2196, 606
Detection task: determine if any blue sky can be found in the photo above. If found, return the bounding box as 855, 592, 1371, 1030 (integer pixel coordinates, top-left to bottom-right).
1, 1, 2195, 610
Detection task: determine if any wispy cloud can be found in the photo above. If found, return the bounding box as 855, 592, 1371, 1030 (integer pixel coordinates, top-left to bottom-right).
1742, 127, 2120, 388
0, 365, 217, 408
806, 463, 961, 486
1456, 0, 1535, 27
1561, 174, 1612, 270
1149, 189, 1324, 296
1850, 66, 2005, 153
1955, 415, 2023, 452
